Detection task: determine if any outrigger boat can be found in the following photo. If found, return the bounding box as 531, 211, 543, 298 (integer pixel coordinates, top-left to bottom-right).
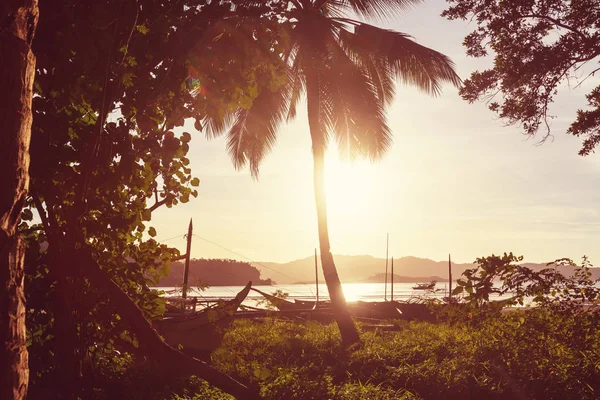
251, 287, 403, 320
154, 281, 252, 359
412, 281, 436, 290
395, 300, 435, 321
250, 287, 315, 311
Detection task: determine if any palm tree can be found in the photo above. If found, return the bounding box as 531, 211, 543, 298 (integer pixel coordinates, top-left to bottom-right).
202, 0, 461, 345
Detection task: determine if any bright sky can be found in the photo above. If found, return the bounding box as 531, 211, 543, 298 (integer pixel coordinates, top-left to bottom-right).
151, 0, 600, 266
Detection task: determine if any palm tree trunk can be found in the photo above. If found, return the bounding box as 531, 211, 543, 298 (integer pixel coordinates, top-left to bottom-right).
0, 2, 38, 398
306, 71, 359, 346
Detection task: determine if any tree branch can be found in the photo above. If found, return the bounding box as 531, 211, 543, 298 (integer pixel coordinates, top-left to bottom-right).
519, 14, 589, 42
574, 66, 600, 89
147, 197, 168, 212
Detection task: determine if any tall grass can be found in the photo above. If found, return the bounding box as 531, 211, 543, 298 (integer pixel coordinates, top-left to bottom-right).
211, 309, 599, 400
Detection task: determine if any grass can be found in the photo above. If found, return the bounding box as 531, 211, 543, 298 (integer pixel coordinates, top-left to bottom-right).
65, 308, 600, 399
208, 308, 600, 400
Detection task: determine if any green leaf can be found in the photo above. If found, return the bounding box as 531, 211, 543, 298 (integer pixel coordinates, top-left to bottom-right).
451, 287, 463, 296
148, 227, 157, 237
136, 24, 149, 35
141, 209, 151, 221
190, 177, 200, 187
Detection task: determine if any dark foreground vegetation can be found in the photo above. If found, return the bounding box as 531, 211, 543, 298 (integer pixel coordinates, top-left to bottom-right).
25, 253, 598, 399
52, 305, 599, 400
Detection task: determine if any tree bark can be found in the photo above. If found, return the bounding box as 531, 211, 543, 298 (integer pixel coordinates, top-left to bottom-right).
0, 1, 38, 398
305, 70, 360, 346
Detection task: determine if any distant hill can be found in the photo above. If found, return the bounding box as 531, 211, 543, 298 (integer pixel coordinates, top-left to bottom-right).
253, 255, 600, 284
362, 273, 446, 283
156, 258, 273, 287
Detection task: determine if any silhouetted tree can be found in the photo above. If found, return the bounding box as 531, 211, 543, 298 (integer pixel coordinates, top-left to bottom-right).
17, 0, 279, 398
444, 0, 600, 155
209, 0, 461, 345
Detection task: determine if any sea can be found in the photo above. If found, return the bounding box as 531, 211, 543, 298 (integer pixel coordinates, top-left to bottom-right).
157, 282, 506, 308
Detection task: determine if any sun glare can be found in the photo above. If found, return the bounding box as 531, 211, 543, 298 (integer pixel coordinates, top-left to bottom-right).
324, 151, 377, 217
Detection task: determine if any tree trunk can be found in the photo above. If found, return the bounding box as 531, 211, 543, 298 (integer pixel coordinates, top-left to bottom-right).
305, 71, 360, 347
0, 1, 38, 398
53, 245, 83, 397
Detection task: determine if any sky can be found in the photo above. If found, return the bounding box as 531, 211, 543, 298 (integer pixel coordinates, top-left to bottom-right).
150, 0, 600, 266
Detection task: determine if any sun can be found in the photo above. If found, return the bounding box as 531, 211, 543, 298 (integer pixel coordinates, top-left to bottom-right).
324, 150, 376, 217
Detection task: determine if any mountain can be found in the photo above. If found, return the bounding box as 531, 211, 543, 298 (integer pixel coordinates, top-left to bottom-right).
362, 273, 446, 283
253, 255, 600, 284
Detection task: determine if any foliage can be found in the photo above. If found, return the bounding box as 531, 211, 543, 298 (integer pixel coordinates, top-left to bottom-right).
210, 253, 599, 399
443, 0, 600, 155
451, 253, 600, 314
212, 311, 600, 400
209, 0, 462, 175
30, 352, 234, 400
20, 0, 288, 394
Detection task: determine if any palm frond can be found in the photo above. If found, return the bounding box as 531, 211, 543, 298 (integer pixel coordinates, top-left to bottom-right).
328, 0, 424, 20
348, 23, 462, 96
226, 84, 291, 178
203, 110, 235, 139
319, 40, 392, 161
337, 26, 395, 105
287, 52, 305, 122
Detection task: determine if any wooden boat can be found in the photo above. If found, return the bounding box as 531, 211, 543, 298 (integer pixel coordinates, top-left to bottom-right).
349, 301, 403, 319
252, 288, 405, 320
396, 301, 435, 321
154, 281, 252, 358
293, 300, 402, 319
412, 281, 436, 290
250, 287, 319, 311
294, 299, 331, 309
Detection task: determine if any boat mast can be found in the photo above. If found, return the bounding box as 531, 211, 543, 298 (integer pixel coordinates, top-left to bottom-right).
391, 256, 394, 301
384, 233, 389, 301
448, 253, 452, 301
182, 218, 193, 302
315, 248, 319, 305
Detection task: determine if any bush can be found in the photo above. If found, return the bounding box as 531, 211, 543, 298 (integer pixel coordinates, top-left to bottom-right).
212, 311, 599, 400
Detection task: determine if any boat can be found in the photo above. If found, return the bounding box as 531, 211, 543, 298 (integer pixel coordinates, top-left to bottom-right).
250, 287, 314, 311
251, 288, 405, 320
349, 301, 403, 319
396, 300, 435, 321
296, 299, 402, 319
294, 299, 330, 309
154, 281, 252, 359
412, 281, 436, 290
